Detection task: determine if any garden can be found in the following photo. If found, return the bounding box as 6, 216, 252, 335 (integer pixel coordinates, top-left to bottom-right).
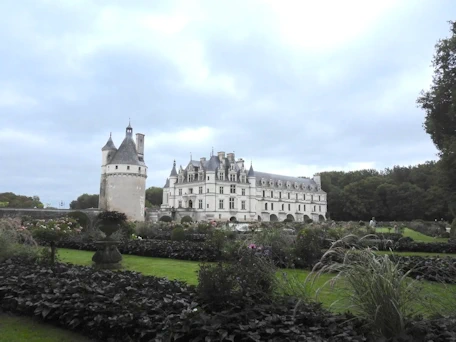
1, 212, 456, 341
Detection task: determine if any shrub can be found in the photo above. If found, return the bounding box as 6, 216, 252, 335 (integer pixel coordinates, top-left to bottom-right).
159, 215, 173, 222
181, 215, 193, 224
97, 211, 127, 225
313, 241, 430, 340
197, 248, 277, 309
171, 227, 186, 241
66, 211, 90, 229
294, 228, 324, 267
451, 219, 456, 239
0, 218, 38, 262
283, 218, 292, 223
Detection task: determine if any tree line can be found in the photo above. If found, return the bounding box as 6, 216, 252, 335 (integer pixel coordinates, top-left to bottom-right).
320, 161, 451, 221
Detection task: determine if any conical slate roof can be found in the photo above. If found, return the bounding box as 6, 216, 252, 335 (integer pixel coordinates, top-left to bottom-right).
102, 135, 117, 151
170, 161, 178, 177
109, 136, 144, 166
247, 164, 255, 177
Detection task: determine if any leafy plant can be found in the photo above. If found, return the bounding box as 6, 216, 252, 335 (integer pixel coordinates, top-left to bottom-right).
171, 227, 186, 241
181, 215, 193, 224
311, 236, 429, 340
294, 227, 324, 267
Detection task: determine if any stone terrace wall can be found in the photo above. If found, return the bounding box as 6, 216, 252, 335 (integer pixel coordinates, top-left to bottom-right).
0, 208, 102, 220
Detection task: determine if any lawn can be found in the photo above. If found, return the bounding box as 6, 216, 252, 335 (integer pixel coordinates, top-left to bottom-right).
375, 227, 448, 243
0, 313, 92, 342
3, 247, 456, 341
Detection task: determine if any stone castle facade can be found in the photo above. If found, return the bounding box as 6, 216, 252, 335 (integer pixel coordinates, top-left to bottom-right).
98, 123, 147, 221
160, 151, 327, 222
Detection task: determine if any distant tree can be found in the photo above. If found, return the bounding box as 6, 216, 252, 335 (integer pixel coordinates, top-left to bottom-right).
145, 187, 163, 207
417, 21, 456, 217
70, 193, 99, 209
0, 192, 44, 208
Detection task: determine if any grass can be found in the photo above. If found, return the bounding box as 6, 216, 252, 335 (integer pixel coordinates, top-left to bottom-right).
375, 227, 449, 243
58, 248, 456, 314
0, 313, 92, 342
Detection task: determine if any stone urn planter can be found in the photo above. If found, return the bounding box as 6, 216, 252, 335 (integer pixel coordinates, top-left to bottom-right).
92, 212, 126, 269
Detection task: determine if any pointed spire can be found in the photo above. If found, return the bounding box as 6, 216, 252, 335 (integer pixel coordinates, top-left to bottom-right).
170, 160, 178, 177
211, 146, 214, 156
102, 133, 117, 151
190, 152, 192, 161
247, 161, 255, 177
126, 120, 133, 138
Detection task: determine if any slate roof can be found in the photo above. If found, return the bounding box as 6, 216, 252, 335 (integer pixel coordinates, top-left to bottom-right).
254, 171, 315, 186
170, 161, 178, 177
205, 155, 220, 171
102, 136, 117, 151
108, 136, 145, 166
163, 178, 170, 188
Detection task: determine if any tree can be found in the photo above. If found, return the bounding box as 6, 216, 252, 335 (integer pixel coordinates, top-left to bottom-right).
417, 21, 456, 218
70, 194, 99, 209
145, 187, 163, 207
0, 192, 44, 208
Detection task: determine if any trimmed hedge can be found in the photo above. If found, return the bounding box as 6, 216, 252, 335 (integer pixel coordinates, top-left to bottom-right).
40, 239, 221, 262
0, 260, 373, 341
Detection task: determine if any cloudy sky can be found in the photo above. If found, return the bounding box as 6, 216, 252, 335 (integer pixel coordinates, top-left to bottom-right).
0, 0, 453, 208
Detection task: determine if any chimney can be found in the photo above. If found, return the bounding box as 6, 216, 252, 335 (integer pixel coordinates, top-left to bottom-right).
227, 152, 235, 162
136, 133, 145, 161
200, 157, 206, 164
217, 151, 225, 161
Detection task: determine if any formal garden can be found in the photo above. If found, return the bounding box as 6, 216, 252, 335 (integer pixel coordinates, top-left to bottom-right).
1, 212, 456, 341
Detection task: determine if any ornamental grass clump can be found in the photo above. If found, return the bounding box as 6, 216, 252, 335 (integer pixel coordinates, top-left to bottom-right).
311, 234, 426, 340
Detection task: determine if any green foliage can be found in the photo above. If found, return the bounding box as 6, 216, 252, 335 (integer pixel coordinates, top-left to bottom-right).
197, 249, 277, 309
417, 21, 456, 217
0, 192, 43, 208
451, 219, 456, 239
145, 186, 163, 207
312, 244, 429, 340
171, 227, 186, 241
26, 217, 82, 243
159, 215, 173, 222
294, 228, 324, 267
321, 161, 452, 221
0, 218, 38, 262
97, 211, 127, 224
181, 215, 193, 224
69, 193, 99, 210
66, 211, 90, 229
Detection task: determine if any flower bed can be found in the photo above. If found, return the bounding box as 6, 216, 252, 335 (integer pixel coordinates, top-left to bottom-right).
0, 260, 373, 341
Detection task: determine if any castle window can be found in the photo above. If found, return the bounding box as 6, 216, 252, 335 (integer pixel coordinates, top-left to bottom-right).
188, 200, 193, 208
314, 205, 316, 211
219, 172, 224, 180
318, 195, 321, 201
207, 203, 209, 208
262, 190, 265, 197
115, 165, 118, 170
127, 166, 130, 170
230, 174, 236, 182
207, 188, 209, 193
296, 193, 298, 200
265, 203, 268, 210
303, 194, 306, 201
271, 203, 274, 210
199, 200, 203, 209
288, 204, 291, 211
199, 187, 203, 194
219, 214, 222, 219
219, 200, 224, 209
219, 187, 224, 194
207, 176, 210, 181
244, 215, 246, 220
189, 188, 193, 194
282, 203, 284, 211
298, 204, 301, 211
230, 185, 236, 194
304, 204, 306, 211
279, 192, 282, 199
139, 167, 141, 171
178, 201, 182, 208
319, 205, 321, 212
311, 195, 314, 201
288, 193, 290, 199
242, 188, 245, 196
241, 201, 246, 210
271, 191, 273, 198
179, 189, 182, 196
229, 198, 235, 209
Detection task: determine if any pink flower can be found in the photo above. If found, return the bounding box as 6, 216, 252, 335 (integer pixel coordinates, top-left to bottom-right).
248, 244, 256, 249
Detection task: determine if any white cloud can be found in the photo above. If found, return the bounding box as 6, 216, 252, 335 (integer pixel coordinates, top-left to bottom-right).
0, 88, 38, 109
0, 129, 47, 146
145, 126, 217, 149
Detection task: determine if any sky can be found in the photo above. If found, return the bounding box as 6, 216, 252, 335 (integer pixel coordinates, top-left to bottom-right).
0, 0, 454, 208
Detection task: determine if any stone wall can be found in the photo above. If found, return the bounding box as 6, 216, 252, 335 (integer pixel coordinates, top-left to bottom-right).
0, 208, 102, 220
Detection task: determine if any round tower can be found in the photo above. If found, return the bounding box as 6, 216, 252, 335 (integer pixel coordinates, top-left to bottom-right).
101, 122, 148, 221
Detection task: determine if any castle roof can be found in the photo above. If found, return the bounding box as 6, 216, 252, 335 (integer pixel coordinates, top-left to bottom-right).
102, 135, 117, 151
163, 178, 170, 188
253, 171, 315, 185
170, 161, 178, 177
205, 155, 219, 171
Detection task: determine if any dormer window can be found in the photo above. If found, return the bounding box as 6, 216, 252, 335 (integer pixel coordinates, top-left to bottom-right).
115, 165, 118, 170
127, 166, 130, 170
